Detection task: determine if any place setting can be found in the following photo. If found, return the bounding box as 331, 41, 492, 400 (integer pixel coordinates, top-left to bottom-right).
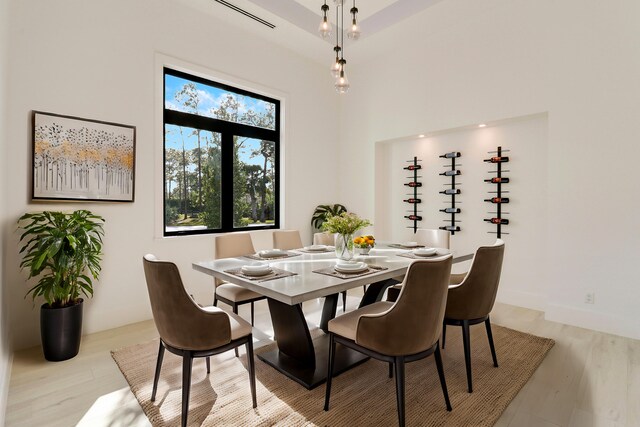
396, 247, 451, 259
243, 249, 301, 261
387, 241, 426, 250
224, 263, 297, 282
295, 244, 335, 254
313, 260, 388, 279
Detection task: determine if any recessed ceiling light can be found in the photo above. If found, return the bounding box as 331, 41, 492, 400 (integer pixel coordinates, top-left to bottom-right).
478, 124, 487, 128
418, 134, 425, 138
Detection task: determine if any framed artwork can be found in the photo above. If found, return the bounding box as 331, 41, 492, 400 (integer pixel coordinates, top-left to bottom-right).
32, 111, 136, 202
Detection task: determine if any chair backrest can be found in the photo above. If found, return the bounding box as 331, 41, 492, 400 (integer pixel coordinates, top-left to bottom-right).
313, 232, 336, 246
142, 254, 231, 350
213, 232, 256, 286
273, 230, 303, 250
356, 255, 453, 356
416, 228, 450, 249
446, 239, 505, 320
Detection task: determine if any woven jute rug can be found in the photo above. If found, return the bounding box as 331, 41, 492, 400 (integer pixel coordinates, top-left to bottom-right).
111, 324, 554, 426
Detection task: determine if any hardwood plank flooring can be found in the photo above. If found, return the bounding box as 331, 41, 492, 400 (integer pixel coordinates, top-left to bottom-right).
5, 294, 640, 427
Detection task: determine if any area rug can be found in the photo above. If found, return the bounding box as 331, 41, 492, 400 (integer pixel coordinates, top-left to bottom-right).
111, 324, 554, 426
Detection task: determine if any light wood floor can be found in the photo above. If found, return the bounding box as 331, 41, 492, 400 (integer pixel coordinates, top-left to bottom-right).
5, 293, 640, 427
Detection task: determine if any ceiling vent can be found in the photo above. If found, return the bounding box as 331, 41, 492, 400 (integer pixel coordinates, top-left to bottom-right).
213, 0, 276, 29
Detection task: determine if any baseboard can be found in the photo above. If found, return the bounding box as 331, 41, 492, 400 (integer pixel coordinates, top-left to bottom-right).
496, 289, 546, 312
0, 352, 12, 426
545, 303, 640, 341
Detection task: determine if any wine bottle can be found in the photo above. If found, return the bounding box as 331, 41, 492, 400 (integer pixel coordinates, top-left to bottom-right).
484, 177, 510, 183
484, 197, 510, 203
484, 156, 509, 163
439, 170, 460, 176
439, 188, 461, 195
404, 182, 422, 187
404, 215, 422, 221
439, 207, 461, 213
484, 218, 509, 225
403, 198, 422, 203
439, 225, 460, 232
439, 152, 461, 159
403, 164, 422, 170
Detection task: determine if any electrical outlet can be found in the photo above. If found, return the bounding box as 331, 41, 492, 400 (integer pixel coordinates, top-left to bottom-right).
584, 292, 595, 304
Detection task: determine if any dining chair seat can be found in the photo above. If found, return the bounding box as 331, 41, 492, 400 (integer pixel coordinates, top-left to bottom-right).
216, 283, 264, 302
449, 273, 466, 285
201, 306, 253, 340
328, 301, 394, 340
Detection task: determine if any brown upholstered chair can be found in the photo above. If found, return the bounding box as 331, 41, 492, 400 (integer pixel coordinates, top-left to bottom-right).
441, 239, 505, 393
324, 256, 454, 427
214, 232, 266, 326
142, 255, 257, 427
273, 229, 303, 250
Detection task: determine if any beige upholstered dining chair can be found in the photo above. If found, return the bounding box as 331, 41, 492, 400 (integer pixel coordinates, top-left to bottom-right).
416, 228, 451, 249
142, 255, 257, 427
441, 239, 505, 393
214, 232, 265, 326
313, 232, 335, 245
324, 256, 453, 427
273, 229, 304, 250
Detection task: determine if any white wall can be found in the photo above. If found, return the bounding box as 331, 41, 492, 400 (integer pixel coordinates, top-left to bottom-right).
4, 0, 340, 350
0, 0, 11, 422
343, 0, 640, 339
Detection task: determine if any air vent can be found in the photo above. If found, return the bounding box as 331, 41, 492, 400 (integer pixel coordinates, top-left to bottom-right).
213, 0, 276, 29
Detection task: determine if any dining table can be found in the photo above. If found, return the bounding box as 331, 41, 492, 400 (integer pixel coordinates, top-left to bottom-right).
193, 245, 473, 389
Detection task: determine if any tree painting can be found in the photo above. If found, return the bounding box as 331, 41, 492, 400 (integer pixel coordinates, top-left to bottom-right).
33, 112, 135, 201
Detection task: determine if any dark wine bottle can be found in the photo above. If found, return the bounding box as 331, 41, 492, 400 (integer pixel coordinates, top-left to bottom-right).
439, 188, 461, 195
439, 170, 460, 176
484, 177, 510, 183
404, 182, 422, 187
403, 164, 422, 170
484, 156, 509, 163
403, 198, 422, 203
439, 152, 461, 159
439, 225, 460, 232
484, 197, 510, 203
404, 215, 423, 221
484, 218, 509, 225
439, 207, 461, 213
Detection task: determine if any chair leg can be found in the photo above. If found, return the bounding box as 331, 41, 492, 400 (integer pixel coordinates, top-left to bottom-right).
245, 336, 257, 408
362, 285, 367, 293
251, 301, 255, 326
151, 341, 165, 402
462, 320, 473, 393
324, 333, 336, 411
441, 323, 447, 349
394, 356, 406, 427
213, 295, 218, 307
341, 291, 347, 312
233, 305, 240, 358
206, 356, 210, 374
485, 317, 499, 367
181, 352, 193, 427
388, 361, 393, 378
434, 343, 452, 411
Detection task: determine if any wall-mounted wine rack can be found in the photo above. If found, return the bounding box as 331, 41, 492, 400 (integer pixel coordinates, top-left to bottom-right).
439, 151, 461, 235
403, 156, 422, 233
484, 146, 510, 237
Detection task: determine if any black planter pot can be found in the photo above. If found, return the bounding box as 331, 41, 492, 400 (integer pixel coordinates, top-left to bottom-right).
40, 299, 83, 361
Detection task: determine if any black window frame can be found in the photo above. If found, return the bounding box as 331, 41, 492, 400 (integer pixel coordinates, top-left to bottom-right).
163, 67, 281, 236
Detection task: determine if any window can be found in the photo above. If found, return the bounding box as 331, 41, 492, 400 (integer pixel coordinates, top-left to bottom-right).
163, 68, 280, 236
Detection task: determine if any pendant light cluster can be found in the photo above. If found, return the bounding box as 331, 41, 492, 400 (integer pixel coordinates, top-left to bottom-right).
319, 0, 360, 93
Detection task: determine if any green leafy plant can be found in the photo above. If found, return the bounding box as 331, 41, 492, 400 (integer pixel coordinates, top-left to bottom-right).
17, 210, 105, 308
321, 212, 372, 235
311, 204, 347, 230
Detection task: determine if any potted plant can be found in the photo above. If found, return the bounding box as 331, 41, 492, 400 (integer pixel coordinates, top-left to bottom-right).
310, 204, 347, 231
17, 210, 105, 361
322, 212, 372, 261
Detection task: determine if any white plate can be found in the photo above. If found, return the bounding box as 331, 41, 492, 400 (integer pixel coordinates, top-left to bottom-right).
258, 249, 287, 258
414, 248, 437, 257
402, 241, 419, 248
304, 245, 327, 251
335, 263, 368, 274
241, 266, 273, 277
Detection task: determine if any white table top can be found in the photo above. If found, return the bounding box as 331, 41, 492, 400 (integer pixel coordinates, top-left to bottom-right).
193, 246, 464, 305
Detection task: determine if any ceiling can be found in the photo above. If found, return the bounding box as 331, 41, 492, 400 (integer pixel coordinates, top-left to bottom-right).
292, 0, 399, 22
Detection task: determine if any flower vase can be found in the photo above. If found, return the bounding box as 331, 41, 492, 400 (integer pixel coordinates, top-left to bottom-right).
335, 233, 355, 261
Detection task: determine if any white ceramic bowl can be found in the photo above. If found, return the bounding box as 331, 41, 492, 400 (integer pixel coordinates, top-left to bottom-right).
258, 249, 287, 258
403, 241, 419, 247
335, 262, 368, 273
305, 245, 327, 251
241, 264, 272, 276
414, 248, 437, 257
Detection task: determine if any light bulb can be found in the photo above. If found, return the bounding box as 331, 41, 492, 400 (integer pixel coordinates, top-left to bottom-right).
318, 18, 331, 39
330, 59, 341, 78
335, 73, 350, 94
347, 23, 361, 40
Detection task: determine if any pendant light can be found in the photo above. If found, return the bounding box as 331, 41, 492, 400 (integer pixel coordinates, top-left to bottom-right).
318, 1, 331, 39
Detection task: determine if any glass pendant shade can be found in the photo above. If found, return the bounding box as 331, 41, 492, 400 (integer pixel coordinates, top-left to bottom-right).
335, 72, 350, 94
347, 22, 361, 40
318, 18, 331, 38
330, 59, 341, 78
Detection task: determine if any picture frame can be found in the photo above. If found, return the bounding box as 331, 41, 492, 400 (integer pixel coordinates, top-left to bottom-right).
32, 111, 136, 202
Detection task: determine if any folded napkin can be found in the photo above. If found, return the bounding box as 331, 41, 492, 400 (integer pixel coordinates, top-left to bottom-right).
313, 265, 388, 280
224, 267, 297, 282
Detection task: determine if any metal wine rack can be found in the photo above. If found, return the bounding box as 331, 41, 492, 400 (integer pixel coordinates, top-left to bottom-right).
439, 151, 461, 235
403, 156, 422, 233
484, 146, 510, 237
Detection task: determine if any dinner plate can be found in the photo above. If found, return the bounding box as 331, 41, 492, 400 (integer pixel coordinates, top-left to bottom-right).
414, 248, 437, 257
334, 262, 368, 274
258, 249, 287, 258
241, 265, 273, 277
304, 245, 327, 251
402, 241, 419, 248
